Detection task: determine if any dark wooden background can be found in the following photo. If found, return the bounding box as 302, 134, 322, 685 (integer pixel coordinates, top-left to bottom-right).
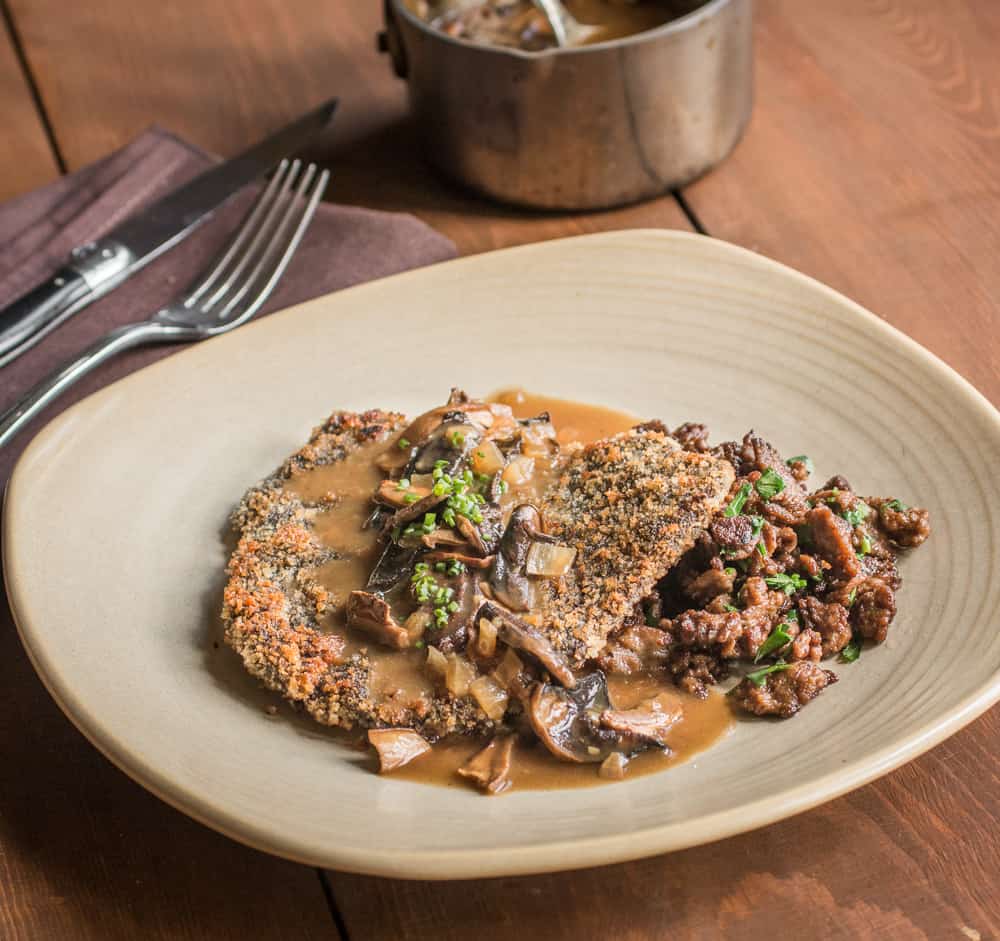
0, 1, 997, 938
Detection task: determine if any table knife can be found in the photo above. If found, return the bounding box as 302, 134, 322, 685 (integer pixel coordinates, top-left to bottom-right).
0, 97, 337, 367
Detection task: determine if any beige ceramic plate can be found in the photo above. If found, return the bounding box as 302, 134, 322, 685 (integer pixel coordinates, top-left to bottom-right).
6, 231, 1000, 879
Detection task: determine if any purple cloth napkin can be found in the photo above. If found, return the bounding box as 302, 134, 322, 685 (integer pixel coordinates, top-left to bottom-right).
0, 127, 456, 482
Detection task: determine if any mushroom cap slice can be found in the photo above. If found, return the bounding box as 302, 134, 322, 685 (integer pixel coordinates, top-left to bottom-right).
457, 734, 515, 795
527, 672, 617, 763
368, 729, 432, 772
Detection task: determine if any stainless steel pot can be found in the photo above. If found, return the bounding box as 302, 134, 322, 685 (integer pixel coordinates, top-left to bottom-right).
379, 0, 753, 210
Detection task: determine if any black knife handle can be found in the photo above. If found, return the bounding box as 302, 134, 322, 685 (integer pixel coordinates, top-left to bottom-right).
0, 267, 91, 367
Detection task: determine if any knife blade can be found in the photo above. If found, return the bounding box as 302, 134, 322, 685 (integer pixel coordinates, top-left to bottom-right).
0, 97, 337, 367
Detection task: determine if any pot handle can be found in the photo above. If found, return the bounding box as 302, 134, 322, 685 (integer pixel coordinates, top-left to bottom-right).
377, 0, 409, 79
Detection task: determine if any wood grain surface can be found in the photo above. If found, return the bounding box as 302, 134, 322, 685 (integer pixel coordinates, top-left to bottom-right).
0, 0, 998, 938
0, 11, 59, 202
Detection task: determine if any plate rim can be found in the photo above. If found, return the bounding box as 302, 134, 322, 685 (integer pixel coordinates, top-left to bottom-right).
6, 228, 1000, 879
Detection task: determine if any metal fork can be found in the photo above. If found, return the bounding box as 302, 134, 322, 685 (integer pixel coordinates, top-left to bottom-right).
0, 159, 329, 449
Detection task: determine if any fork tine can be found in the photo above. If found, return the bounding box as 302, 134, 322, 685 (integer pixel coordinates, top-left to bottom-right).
200, 159, 303, 313
183, 158, 292, 308
215, 165, 330, 324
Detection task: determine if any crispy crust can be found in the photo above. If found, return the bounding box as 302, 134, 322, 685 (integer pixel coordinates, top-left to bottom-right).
221, 409, 494, 738
538, 429, 735, 664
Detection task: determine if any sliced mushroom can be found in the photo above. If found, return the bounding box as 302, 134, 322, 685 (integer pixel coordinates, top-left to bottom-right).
422, 550, 495, 570
489, 504, 556, 611
475, 601, 576, 688
410, 420, 480, 474
527, 673, 617, 763
599, 693, 683, 748
368, 729, 431, 772
374, 478, 432, 508
347, 591, 410, 649
421, 529, 470, 549
435, 573, 478, 654
457, 735, 515, 795
365, 542, 420, 594
383, 489, 446, 531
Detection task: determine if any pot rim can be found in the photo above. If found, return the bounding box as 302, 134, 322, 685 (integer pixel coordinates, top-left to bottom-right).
389, 0, 738, 59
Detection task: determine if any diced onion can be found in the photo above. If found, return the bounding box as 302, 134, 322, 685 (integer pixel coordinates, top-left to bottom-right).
520, 421, 556, 457
425, 645, 448, 679
502, 455, 535, 486
526, 541, 577, 577
477, 617, 498, 658
470, 439, 505, 476
404, 609, 432, 643
492, 648, 523, 689
445, 654, 477, 696
599, 752, 629, 780
469, 675, 509, 720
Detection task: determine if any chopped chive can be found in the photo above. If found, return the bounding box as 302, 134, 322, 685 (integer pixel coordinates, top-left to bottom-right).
847, 586, 857, 607
723, 603, 740, 613
398, 437, 410, 450
403, 493, 420, 504
857, 533, 872, 557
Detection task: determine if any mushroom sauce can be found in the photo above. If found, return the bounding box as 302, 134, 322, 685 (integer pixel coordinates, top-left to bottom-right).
409, 0, 704, 51
282, 391, 733, 793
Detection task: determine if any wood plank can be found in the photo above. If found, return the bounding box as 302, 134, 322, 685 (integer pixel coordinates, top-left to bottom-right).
683, 0, 1000, 403
329, 713, 1000, 940
0, 11, 60, 201
0, 605, 338, 940
6, 0, 689, 254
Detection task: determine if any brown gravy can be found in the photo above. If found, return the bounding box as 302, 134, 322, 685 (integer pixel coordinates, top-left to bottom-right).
283, 390, 734, 792
413, 0, 703, 50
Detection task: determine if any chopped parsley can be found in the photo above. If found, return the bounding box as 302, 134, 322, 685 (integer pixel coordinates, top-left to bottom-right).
723, 567, 737, 577
754, 625, 793, 663
749, 515, 767, 558
764, 572, 807, 594
856, 533, 872, 557
885, 498, 909, 512
447, 430, 466, 449
847, 586, 858, 606
840, 638, 862, 662
398, 437, 410, 450
755, 469, 786, 500
724, 482, 752, 517
786, 454, 814, 475
842, 502, 871, 527
745, 659, 790, 687
723, 603, 740, 613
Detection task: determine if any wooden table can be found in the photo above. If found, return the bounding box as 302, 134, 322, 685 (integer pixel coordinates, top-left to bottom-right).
1, 1, 997, 937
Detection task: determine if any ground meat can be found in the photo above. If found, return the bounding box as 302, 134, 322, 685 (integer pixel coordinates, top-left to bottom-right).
853, 577, 896, 643
822, 474, 852, 492
798, 596, 852, 656
786, 458, 812, 483
684, 567, 736, 606
595, 625, 671, 674
869, 498, 931, 548
667, 577, 786, 659
710, 514, 755, 555
807, 505, 861, 580
789, 628, 822, 661
668, 650, 728, 699
671, 422, 711, 453
731, 661, 838, 718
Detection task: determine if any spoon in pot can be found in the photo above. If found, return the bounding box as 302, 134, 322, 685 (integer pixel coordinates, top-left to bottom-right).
531, 0, 600, 47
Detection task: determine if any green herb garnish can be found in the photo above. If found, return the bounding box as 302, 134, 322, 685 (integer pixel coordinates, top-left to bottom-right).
885, 498, 909, 512
745, 659, 791, 687
724, 482, 752, 518
402, 512, 437, 539
754, 626, 793, 663
840, 638, 861, 662
786, 454, 814, 475
446, 559, 466, 577
755, 469, 786, 500
398, 437, 410, 450
847, 586, 857, 606
764, 572, 807, 594
857, 533, 872, 557
403, 493, 420, 504
448, 430, 466, 449
842, 502, 871, 527
723, 567, 737, 577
